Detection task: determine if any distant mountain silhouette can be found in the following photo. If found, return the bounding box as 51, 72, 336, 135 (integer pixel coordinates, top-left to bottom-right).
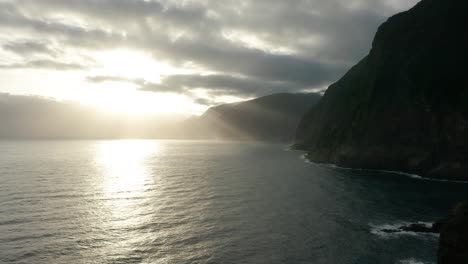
184, 93, 321, 142
0, 93, 185, 139
295, 0, 468, 180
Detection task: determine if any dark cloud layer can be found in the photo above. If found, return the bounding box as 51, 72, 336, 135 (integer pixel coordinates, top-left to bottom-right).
142, 74, 302, 96
1, 0, 420, 102
0, 60, 88, 70
87, 74, 302, 97
3, 40, 51, 55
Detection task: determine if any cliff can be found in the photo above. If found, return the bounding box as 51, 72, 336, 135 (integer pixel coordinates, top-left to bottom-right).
295, 0, 468, 180
438, 202, 468, 264
185, 93, 321, 142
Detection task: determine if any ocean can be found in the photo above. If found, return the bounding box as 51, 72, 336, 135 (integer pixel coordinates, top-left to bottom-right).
0, 140, 467, 264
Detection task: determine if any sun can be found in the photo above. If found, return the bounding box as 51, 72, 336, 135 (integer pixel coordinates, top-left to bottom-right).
77, 49, 200, 115
94, 49, 171, 81
78, 83, 196, 116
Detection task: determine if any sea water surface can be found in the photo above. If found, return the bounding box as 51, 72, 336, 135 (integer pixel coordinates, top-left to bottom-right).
1, 140, 467, 264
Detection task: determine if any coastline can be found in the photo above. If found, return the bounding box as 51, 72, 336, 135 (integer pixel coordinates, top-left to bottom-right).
292, 149, 468, 184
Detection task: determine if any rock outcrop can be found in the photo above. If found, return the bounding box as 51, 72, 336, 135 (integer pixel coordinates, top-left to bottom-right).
381, 222, 442, 234
295, 0, 468, 180
438, 202, 468, 264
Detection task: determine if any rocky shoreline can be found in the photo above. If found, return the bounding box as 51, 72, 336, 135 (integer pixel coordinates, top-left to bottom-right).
292, 148, 468, 182
375, 202, 468, 264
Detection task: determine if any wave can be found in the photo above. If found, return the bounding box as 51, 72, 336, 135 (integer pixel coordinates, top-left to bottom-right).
295, 151, 468, 184
370, 222, 439, 239
300, 153, 312, 163
402, 174, 468, 184
396, 258, 434, 264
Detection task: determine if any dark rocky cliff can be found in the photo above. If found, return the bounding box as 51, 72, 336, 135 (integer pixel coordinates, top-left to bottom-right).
295, 0, 468, 180
438, 202, 468, 264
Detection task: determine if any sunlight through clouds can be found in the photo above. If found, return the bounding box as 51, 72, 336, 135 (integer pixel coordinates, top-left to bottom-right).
92, 49, 177, 82
0, 0, 420, 115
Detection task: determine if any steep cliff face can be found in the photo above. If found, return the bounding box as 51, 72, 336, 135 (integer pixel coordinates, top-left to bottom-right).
186, 93, 321, 142
295, 0, 468, 180
438, 202, 468, 264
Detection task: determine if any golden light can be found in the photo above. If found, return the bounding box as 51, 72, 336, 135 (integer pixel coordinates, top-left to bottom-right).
78, 83, 195, 115
96, 140, 158, 194
75, 49, 202, 115
94, 140, 160, 247
94, 49, 173, 81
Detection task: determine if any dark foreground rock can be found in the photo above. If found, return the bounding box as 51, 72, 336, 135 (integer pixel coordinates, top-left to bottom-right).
295, 0, 468, 180
438, 202, 468, 264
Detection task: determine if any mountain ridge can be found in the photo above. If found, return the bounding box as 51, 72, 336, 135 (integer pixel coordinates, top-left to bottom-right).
184, 92, 322, 142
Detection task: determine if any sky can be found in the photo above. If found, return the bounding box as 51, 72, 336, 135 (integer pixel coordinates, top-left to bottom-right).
0, 0, 419, 115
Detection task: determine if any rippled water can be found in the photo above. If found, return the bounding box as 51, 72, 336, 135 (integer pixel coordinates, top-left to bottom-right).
0, 140, 467, 264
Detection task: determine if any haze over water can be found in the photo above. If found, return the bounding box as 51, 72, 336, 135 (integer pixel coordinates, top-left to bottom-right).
1, 140, 467, 264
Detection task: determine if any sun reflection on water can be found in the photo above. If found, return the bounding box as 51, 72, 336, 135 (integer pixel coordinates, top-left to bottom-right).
96, 140, 157, 195
93, 140, 159, 257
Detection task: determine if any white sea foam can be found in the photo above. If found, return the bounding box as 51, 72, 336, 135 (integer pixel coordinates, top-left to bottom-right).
296, 153, 468, 184
396, 258, 431, 264
370, 222, 439, 239
300, 153, 312, 163
323, 163, 422, 178
405, 174, 468, 184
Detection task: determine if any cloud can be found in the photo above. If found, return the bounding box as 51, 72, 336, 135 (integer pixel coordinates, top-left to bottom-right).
0, 59, 88, 70
143, 74, 303, 96
2, 40, 51, 55
1, 0, 421, 101
86, 73, 303, 98
0, 2, 125, 49
145, 35, 348, 86
193, 97, 215, 106
86, 75, 139, 84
